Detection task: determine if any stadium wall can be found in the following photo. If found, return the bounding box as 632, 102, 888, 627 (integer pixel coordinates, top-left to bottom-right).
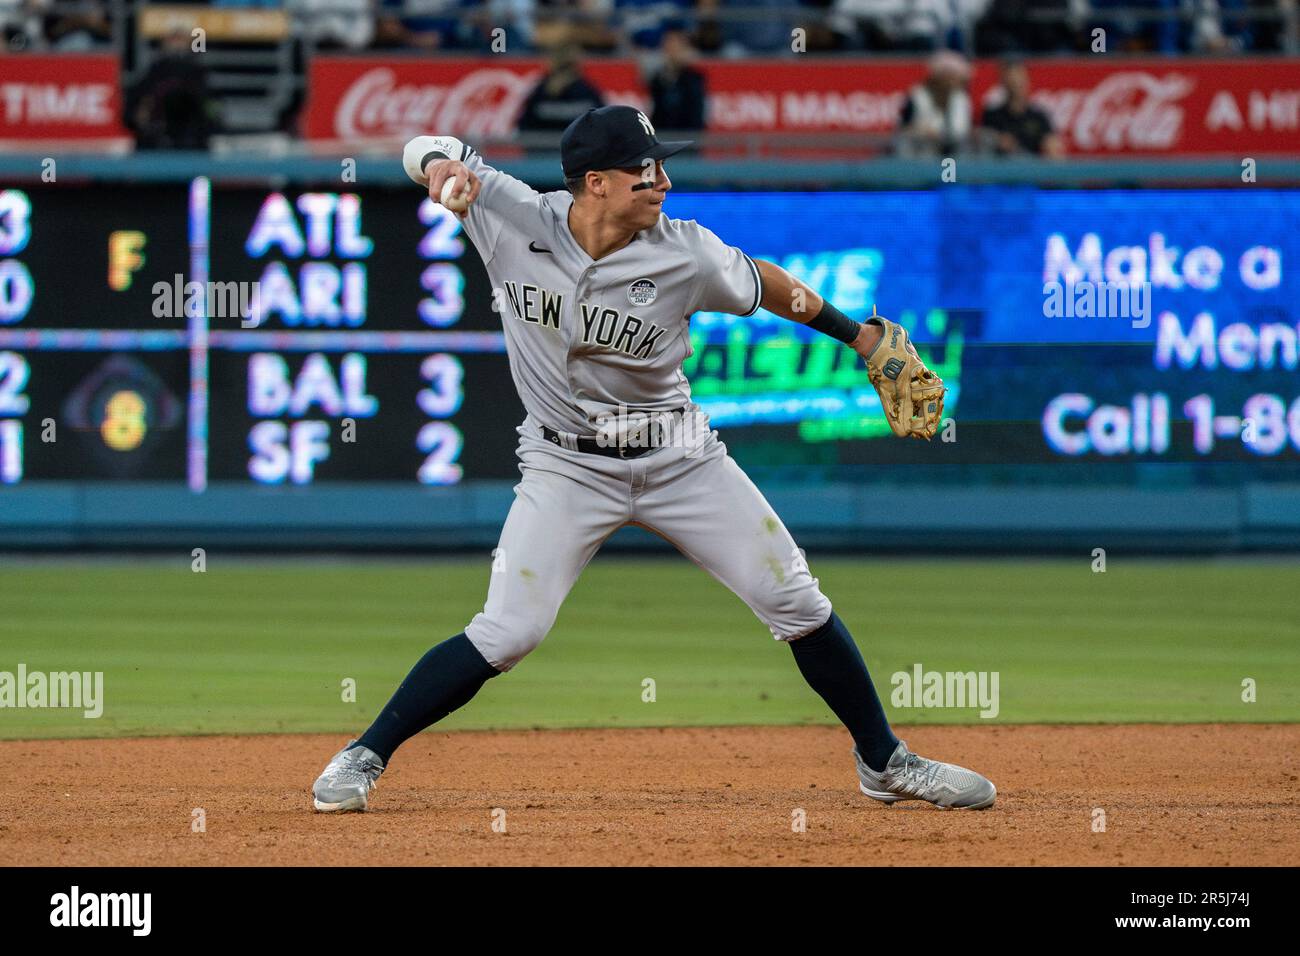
4, 480, 1300, 552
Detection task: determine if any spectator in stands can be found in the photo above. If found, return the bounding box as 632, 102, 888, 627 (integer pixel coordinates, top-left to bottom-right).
974, 0, 1077, 54
648, 27, 707, 132
894, 50, 972, 156
1184, 0, 1266, 51
459, 0, 537, 52
288, 0, 375, 50
831, 0, 972, 51
1, 0, 45, 51
616, 0, 693, 49
947, 0, 996, 48
125, 26, 220, 151
1243, 0, 1294, 51
43, 0, 112, 51
375, 0, 464, 49
690, 0, 724, 52
979, 58, 1064, 156
533, 0, 621, 53
797, 0, 855, 50
517, 41, 606, 140
714, 0, 796, 54
1087, 0, 1183, 52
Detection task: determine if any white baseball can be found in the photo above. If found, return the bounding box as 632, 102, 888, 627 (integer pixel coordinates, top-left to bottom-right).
440, 177, 471, 213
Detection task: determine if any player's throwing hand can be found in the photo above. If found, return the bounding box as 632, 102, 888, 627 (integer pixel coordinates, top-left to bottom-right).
424, 159, 481, 217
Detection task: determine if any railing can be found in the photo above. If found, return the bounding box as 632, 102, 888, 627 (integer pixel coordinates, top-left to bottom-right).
3, 148, 1299, 188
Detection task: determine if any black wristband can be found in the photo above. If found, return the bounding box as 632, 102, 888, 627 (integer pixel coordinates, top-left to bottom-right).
420, 150, 451, 174
806, 301, 862, 345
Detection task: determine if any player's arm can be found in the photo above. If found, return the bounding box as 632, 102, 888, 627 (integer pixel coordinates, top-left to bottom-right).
693, 227, 944, 440
402, 135, 483, 218
401, 135, 539, 223
689, 224, 878, 357
753, 258, 881, 355
750, 258, 945, 439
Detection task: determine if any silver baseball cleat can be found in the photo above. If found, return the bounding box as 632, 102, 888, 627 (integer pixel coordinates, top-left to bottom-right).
312, 741, 386, 812
854, 740, 996, 810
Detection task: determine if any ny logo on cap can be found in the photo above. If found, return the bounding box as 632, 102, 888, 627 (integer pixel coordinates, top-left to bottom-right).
637, 111, 655, 136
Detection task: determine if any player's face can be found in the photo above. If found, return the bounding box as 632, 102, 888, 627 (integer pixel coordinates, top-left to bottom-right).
605, 161, 671, 229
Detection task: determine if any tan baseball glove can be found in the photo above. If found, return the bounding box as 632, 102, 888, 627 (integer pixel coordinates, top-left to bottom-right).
861, 308, 946, 440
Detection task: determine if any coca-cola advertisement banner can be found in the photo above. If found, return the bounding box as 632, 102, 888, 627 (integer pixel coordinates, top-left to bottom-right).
306, 56, 1300, 156
304, 58, 645, 142
996, 59, 1300, 155
0, 54, 129, 142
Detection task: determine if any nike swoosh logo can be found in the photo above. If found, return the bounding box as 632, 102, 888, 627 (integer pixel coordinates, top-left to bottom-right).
529, 242, 552, 254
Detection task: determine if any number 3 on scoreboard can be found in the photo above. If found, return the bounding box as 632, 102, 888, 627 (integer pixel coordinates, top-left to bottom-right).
417, 421, 463, 485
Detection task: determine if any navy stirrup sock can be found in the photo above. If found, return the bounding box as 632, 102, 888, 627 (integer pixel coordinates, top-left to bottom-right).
789, 611, 900, 772
355, 633, 500, 764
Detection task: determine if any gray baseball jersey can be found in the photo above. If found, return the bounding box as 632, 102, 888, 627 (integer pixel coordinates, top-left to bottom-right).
403, 135, 762, 436
402, 135, 830, 671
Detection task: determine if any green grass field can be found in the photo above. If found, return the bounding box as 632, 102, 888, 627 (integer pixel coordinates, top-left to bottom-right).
1, 556, 1297, 739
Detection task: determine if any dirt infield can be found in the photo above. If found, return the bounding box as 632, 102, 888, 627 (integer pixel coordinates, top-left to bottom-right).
3, 724, 1297, 866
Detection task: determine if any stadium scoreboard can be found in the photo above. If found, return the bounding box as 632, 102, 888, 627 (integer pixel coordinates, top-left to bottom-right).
0, 181, 522, 488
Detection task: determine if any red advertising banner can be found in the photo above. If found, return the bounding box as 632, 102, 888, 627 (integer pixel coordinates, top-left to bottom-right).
303, 57, 646, 143
306, 56, 1300, 156
0, 54, 130, 144
986, 59, 1300, 155
696, 61, 928, 135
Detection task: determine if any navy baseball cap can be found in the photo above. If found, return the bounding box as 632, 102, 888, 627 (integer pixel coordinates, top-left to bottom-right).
560, 105, 693, 180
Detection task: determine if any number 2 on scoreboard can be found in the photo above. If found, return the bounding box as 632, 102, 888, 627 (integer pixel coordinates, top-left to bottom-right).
0, 353, 30, 483
418, 198, 464, 259
0, 352, 31, 416
417, 421, 463, 485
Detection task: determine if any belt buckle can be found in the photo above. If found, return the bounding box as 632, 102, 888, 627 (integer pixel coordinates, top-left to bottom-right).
619, 415, 659, 459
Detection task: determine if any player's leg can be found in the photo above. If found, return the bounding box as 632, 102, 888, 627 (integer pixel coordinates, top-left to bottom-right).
461, 456, 628, 672
312, 444, 626, 811
362, 463, 623, 754
633, 441, 901, 765
636, 438, 995, 808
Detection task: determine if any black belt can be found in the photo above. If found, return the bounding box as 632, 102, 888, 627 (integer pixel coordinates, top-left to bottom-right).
541, 408, 685, 460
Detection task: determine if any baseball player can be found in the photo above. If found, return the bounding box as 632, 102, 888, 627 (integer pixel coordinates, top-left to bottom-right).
312, 106, 993, 813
